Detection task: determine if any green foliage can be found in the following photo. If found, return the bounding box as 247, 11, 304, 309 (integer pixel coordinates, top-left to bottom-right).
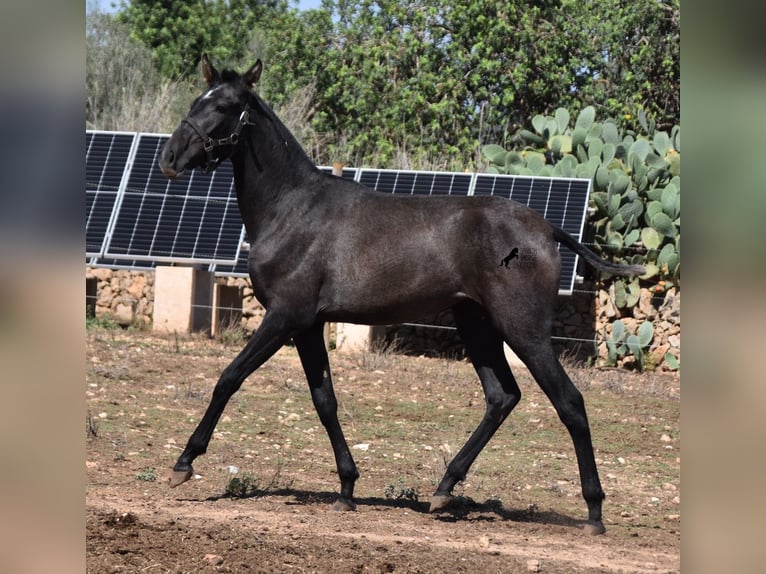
384, 477, 419, 502
116, 0, 288, 80
484, 105, 680, 291
103, 0, 678, 167
663, 352, 680, 371
296, 0, 678, 166
136, 467, 157, 482
603, 320, 654, 371
86, 311, 121, 331
225, 472, 261, 498
573, 0, 680, 131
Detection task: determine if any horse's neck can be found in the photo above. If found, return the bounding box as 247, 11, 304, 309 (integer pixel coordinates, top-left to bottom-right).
231, 96, 316, 238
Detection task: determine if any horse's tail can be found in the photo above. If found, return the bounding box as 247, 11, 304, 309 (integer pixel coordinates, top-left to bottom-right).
552, 226, 645, 277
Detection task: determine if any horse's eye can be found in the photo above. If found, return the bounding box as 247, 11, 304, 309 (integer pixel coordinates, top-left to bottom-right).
215, 105, 227, 113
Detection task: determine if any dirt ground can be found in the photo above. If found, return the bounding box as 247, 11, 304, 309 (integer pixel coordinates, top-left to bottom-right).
86, 330, 680, 573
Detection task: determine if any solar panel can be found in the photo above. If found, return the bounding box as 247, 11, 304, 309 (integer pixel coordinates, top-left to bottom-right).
473, 174, 591, 293
358, 169, 473, 196
102, 133, 245, 265
86, 131, 137, 257
211, 247, 250, 278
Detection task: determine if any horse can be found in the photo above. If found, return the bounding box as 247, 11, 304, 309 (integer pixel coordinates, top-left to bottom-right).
159, 55, 644, 535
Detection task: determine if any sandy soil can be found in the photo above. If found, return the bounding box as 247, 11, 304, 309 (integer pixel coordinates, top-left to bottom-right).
86, 330, 680, 573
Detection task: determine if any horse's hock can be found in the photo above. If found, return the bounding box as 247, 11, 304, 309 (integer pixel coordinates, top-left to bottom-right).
85, 266, 679, 368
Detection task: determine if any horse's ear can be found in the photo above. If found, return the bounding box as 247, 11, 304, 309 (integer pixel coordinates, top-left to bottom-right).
201, 53, 220, 87
243, 60, 263, 89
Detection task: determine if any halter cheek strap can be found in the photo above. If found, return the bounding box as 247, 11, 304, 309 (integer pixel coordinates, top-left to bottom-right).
182, 104, 255, 172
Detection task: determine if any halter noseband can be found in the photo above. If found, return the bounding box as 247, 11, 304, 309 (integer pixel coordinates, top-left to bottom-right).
182, 104, 255, 173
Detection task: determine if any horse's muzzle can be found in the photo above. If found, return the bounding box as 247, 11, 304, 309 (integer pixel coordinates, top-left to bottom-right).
159, 145, 180, 179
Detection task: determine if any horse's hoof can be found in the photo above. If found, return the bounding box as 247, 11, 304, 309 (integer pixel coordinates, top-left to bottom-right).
168, 468, 193, 488
332, 498, 356, 512
583, 521, 606, 535
429, 494, 454, 513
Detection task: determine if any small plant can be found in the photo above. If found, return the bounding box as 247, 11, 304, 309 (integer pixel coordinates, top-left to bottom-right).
85, 412, 99, 438
604, 319, 628, 366
86, 312, 121, 331
136, 467, 157, 482
603, 320, 654, 371
126, 317, 151, 332
626, 321, 654, 371
177, 379, 206, 401
384, 478, 419, 502
225, 472, 261, 498
214, 318, 248, 347
351, 336, 402, 371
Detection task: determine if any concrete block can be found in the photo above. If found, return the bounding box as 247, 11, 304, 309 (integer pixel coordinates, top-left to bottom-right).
152, 266, 214, 333
335, 323, 386, 352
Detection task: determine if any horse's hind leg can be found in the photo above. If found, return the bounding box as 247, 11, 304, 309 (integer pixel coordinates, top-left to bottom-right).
430, 301, 522, 512
294, 322, 359, 511
510, 335, 606, 535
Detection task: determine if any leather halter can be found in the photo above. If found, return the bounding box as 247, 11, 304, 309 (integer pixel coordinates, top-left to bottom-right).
182, 104, 255, 173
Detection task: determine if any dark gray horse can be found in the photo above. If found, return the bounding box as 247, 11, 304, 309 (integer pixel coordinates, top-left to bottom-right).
159, 55, 644, 535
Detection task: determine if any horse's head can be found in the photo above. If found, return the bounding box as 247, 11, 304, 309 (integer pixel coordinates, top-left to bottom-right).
159, 54, 262, 178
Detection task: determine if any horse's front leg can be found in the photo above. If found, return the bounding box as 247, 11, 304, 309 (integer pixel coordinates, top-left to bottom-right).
294, 322, 359, 510
169, 311, 294, 487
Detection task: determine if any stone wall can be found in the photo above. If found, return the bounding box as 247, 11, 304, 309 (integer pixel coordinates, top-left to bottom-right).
86, 267, 155, 327
85, 268, 265, 331
86, 267, 679, 370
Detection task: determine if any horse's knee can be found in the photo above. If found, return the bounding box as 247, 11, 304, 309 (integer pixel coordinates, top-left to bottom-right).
485, 388, 521, 424
555, 388, 590, 432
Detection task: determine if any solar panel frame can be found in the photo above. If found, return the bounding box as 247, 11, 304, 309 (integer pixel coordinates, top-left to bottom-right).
101, 132, 246, 266
211, 248, 250, 278
90, 258, 158, 271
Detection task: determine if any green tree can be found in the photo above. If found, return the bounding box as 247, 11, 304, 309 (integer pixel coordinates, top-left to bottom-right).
107, 0, 679, 166
561, 0, 680, 131
117, 0, 289, 80
256, 0, 678, 167
287, 1, 594, 166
